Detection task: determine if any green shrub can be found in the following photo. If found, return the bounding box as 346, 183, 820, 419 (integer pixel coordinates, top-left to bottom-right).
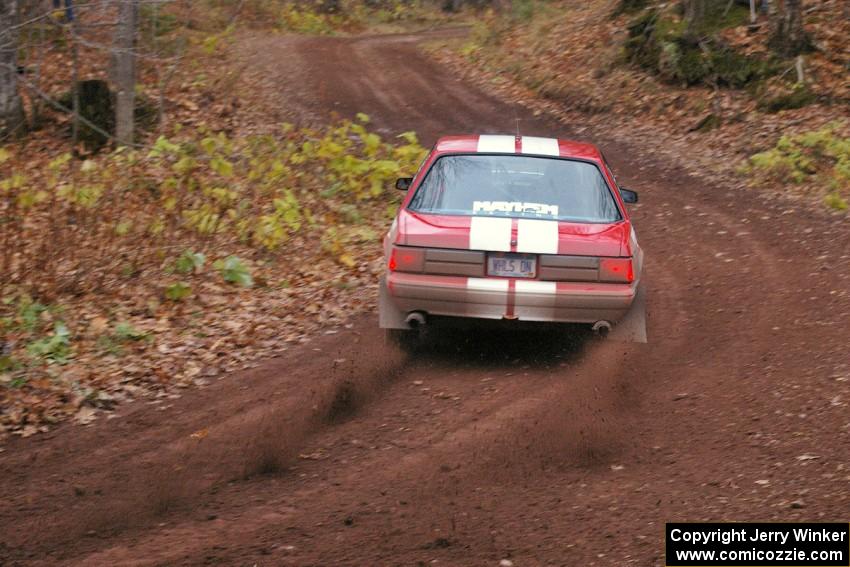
165, 282, 193, 301
623, 9, 664, 70
174, 250, 206, 274
824, 192, 848, 211
0, 354, 17, 372
214, 256, 254, 288
26, 322, 71, 364
758, 85, 817, 113
96, 321, 150, 356
623, 8, 772, 88
113, 322, 149, 342
512, 0, 536, 22
17, 297, 49, 333
0, 117, 426, 306
279, 4, 347, 35
744, 122, 850, 207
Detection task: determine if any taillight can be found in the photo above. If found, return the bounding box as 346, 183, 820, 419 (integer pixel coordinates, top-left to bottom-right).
388, 246, 425, 273
599, 257, 634, 283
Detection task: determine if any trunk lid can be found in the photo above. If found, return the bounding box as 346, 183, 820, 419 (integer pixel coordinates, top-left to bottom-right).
397, 210, 629, 257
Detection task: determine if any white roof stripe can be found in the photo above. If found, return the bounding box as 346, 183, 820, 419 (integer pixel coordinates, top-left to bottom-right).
520, 136, 560, 156
477, 134, 516, 153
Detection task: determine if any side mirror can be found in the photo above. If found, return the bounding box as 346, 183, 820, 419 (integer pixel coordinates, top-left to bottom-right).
620, 188, 639, 204
395, 177, 413, 191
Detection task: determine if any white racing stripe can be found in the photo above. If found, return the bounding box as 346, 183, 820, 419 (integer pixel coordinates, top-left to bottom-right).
467, 277, 509, 316
521, 136, 560, 156
469, 216, 512, 251
477, 135, 516, 153
516, 219, 559, 254
467, 278, 510, 292
515, 280, 557, 294
515, 279, 557, 320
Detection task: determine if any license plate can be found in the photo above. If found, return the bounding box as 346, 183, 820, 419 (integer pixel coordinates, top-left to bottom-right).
487, 253, 536, 278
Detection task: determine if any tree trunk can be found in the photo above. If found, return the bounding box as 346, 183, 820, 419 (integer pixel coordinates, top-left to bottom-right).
769, 0, 809, 56
683, 0, 706, 36
0, 0, 25, 137
114, 0, 138, 146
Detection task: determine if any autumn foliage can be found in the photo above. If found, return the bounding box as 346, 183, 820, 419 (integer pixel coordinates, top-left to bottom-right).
0, 117, 425, 436
450, 0, 849, 208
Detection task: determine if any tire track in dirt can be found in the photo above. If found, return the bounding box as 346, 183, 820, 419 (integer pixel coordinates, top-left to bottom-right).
0, 322, 409, 562
65, 334, 631, 565
2, 29, 850, 567
54, 231, 792, 565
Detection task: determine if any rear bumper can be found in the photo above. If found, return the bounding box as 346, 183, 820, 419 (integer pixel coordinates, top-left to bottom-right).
381, 271, 637, 327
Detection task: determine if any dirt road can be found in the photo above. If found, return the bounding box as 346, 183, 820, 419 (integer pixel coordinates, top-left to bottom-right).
2, 30, 849, 566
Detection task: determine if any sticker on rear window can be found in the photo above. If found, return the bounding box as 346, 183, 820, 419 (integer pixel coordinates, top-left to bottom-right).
473, 201, 559, 217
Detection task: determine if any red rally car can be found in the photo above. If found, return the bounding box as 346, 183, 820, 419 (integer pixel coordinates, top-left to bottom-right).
380, 134, 647, 342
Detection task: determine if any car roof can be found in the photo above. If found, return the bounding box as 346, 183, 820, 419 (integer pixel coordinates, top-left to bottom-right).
433, 135, 604, 162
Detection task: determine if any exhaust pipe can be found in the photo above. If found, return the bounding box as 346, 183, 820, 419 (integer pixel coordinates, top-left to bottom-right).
405, 311, 427, 329
592, 320, 612, 338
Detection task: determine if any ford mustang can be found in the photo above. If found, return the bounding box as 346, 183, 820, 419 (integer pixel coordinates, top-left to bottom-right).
379, 134, 646, 344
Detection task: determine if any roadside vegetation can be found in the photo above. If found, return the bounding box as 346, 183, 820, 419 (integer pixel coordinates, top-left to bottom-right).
1, 116, 424, 436
440, 0, 849, 209
0, 1, 428, 437
193, 0, 461, 35
742, 121, 850, 210
276, 0, 456, 34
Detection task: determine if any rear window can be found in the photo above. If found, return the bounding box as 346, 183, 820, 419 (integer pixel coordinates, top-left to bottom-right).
408, 155, 621, 223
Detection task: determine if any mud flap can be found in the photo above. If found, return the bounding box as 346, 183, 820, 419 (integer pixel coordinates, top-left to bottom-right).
379, 276, 408, 330
610, 283, 647, 343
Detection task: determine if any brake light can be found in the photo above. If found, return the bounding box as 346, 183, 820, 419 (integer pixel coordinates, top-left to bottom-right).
388, 246, 425, 273
599, 258, 634, 283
